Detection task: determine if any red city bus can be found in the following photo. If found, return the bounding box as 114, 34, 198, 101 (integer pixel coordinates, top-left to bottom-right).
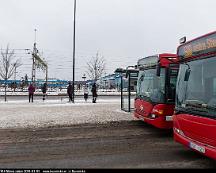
173, 31, 216, 160
134, 54, 179, 129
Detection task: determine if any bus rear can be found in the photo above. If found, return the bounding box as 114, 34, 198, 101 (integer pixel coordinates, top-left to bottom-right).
173, 31, 216, 160
134, 54, 179, 129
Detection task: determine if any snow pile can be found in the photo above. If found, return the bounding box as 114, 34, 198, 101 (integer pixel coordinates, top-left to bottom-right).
0, 98, 134, 129
0, 91, 122, 96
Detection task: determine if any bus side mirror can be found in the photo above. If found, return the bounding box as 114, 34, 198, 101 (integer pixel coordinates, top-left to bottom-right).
184, 69, 191, 81
156, 64, 161, 76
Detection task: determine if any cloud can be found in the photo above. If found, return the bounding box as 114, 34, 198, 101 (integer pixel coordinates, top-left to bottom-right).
0, 0, 215, 81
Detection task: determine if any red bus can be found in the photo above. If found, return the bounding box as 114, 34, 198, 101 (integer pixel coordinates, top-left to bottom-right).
173, 31, 216, 160
134, 54, 179, 129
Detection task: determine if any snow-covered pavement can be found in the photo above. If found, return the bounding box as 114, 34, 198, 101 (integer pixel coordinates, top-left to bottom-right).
0, 89, 123, 96
0, 98, 135, 129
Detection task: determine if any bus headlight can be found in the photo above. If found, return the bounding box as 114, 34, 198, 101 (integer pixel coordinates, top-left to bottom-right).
174, 127, 185, 136
150, 114, 158, 119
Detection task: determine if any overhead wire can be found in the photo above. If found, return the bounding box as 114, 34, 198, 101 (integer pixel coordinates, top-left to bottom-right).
1, 48, 138, 80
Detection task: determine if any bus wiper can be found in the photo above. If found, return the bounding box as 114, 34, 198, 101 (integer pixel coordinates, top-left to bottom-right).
205, 104, 216, 111
185, 100, 204, 108
185, 100, 216, 111
184, 100, 208, 113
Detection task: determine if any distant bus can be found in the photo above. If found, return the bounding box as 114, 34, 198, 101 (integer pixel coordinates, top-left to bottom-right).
173, 31, 216, 160
134, 54, 179, 129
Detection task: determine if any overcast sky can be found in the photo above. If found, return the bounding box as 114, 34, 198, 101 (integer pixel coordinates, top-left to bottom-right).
0, 0, 215, 81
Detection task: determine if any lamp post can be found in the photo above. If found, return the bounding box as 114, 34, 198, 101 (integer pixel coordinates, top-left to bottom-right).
82, 74, 86, 82
82, 73, 86, 90
82, 73, 86, 89
72, 0, 76, 103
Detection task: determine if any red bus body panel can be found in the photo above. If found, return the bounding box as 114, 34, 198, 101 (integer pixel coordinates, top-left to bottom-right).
158, 53, 178, 67
173, 114, 216, 160
134, 98, 174, 129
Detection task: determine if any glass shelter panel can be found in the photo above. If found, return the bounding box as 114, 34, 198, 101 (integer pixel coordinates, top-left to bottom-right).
121, 71, 138, 112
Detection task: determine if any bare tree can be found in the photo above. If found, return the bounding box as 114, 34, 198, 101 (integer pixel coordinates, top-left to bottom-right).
0, 45, 22, 101
86, 52, 106, 82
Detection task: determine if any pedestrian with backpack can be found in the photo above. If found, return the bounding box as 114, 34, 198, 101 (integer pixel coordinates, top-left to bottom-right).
91, 83, 97, 103
83, 85, 89, 102
41, 82, 47, 101
67, 81, 74, 102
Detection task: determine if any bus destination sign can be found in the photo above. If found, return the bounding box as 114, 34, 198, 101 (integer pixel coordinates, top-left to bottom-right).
178, 32, 216, 60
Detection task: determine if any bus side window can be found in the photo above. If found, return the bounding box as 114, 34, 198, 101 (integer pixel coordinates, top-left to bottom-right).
206, 77, 216, 105
213, 78, 216, 96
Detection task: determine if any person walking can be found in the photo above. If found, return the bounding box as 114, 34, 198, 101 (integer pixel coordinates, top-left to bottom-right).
41, 82, 47, 101
91, 83, 97, 103
67, 81, 74, 102
83, 85, 89, 102
28, 83, 35, 103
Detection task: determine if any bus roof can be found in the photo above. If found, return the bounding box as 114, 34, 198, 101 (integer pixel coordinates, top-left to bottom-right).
137, 53, 177, 69
177, 31, 216, 62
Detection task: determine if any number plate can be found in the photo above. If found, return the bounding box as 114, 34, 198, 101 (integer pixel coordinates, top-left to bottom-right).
189, 142, 205, 154
165, 116, 173, 121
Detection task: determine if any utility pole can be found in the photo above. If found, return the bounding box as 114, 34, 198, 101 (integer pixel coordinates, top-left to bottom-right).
31, 29, 48, 86
32, 29, 37, 84
72, 0, 76, 103
46, 66, 48, 84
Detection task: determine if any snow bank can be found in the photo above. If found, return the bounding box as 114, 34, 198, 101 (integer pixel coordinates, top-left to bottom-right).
0, 89, 123, 96
0, 98, 134, 129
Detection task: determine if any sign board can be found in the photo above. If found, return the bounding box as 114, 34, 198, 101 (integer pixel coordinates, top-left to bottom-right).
178, 32, 216, 60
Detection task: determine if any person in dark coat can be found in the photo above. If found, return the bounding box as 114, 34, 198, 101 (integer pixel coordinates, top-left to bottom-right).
41, 83, 47, 101
83, 85, 89, 102
28, 83, 35, 103
91, 83, 97, 103
67, 82, 74, 102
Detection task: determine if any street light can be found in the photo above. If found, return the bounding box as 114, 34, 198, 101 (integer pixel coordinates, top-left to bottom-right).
82, 74, 86, 81
82, 74, 86, 90
72, 0, 76, 103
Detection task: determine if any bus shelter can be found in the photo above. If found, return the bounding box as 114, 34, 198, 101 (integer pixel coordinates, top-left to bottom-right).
115, 67, 139, 112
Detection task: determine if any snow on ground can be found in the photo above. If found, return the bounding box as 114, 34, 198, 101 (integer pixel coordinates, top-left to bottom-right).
0, 98, 135, 129
0, 89, 123, 96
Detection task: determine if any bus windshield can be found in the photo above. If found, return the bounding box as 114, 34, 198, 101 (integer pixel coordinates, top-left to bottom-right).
176, 56, 216, 118
137, 68, 165, 103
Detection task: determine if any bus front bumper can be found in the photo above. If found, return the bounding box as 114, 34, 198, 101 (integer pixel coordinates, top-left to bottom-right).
174, 128, 216, 160
134, 112, 173, 129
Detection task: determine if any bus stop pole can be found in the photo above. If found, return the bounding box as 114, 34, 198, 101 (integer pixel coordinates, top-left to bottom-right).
128, 73, 131, 112
121, 75, 123, 110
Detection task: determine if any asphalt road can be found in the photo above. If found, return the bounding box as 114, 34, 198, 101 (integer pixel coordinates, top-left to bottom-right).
0, 121, 215, 169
